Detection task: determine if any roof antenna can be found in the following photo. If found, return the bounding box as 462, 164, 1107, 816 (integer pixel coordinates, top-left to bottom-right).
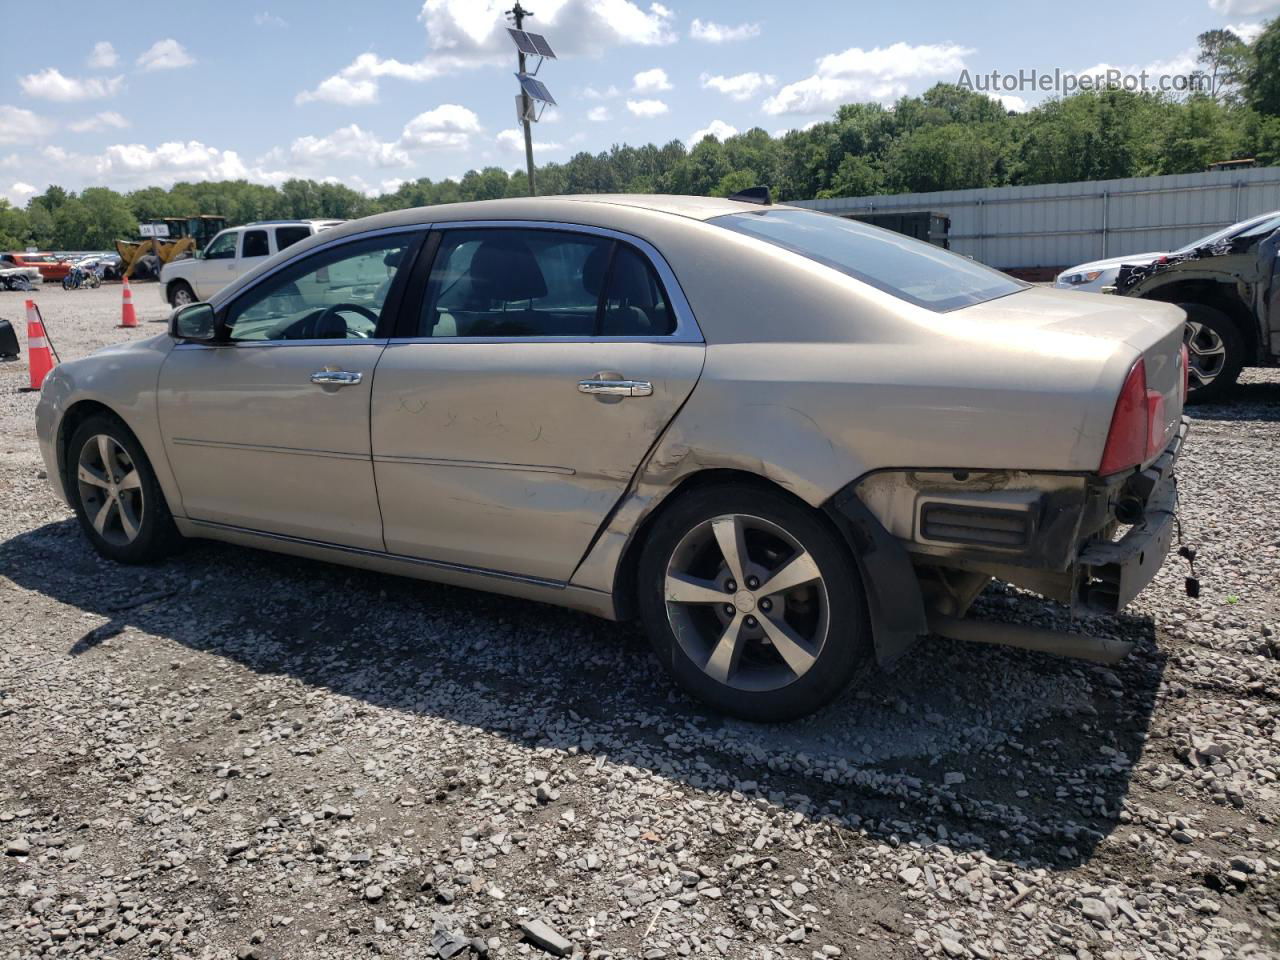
728, 186, 772, 206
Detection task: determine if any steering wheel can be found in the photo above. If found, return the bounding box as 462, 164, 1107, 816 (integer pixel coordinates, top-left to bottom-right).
309, 302, 379, 338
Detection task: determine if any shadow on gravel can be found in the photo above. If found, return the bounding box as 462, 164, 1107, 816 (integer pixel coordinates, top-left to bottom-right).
1186, 380, 1280, 421
3, 518, 1166, 873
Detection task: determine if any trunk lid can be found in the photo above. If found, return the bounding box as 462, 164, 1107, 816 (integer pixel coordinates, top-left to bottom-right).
961, 287, 1186, 469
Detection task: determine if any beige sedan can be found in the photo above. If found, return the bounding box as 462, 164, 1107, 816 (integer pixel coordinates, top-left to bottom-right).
35, 195, 1189, 720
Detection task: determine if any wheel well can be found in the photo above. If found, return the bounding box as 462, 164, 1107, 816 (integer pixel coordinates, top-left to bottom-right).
610, 468, 841, 619
1140, 279, 1258, 360
57, 400, 119, 482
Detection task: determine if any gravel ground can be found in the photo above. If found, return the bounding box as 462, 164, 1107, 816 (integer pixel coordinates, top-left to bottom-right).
1, 284, 1278, 960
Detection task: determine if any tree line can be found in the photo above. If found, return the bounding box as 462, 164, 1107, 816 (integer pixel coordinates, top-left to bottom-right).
2, 19, 1277, 253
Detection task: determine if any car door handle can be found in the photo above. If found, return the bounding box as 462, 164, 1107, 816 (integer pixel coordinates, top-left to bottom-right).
311, 370, 363, 386
577, 378, 653, 398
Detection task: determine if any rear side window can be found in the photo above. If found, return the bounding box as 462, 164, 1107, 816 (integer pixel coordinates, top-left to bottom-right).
417, 228, 674, 338
712, 208, 1026, 311
275, 226, 311, 251
242, 230, 269, 258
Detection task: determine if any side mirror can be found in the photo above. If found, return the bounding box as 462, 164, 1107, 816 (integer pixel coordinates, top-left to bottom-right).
170, 302, 217, 341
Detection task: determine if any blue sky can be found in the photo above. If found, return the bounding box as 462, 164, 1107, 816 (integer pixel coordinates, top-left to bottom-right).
3, 0, 1277, 205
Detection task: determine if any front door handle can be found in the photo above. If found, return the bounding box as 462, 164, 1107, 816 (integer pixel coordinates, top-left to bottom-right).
577, 378, 653, 398
311, 370, 363, 386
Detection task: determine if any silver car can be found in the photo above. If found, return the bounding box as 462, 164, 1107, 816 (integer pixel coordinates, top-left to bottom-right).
35, 195, 1189, 720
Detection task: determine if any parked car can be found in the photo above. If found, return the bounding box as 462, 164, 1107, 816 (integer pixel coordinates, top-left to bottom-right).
1113, 217, 1279, 402
0, 254, 43, 288
4, 252, 72, 282
159, 219, 344, 307
35, 195, 1188, 721
1055, 209, 1280, 293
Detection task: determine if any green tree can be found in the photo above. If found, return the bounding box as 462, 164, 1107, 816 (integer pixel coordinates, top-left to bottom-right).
0, 200, 29, 250
1197, 29, 1250, 102
1245, 17, 1280, 115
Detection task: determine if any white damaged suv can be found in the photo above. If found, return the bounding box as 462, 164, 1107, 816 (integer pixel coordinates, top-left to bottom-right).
160, 219, 344, 307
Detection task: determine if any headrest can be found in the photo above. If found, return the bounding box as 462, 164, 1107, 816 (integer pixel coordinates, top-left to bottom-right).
469, 236, 547, 302
607, 246, 656, 307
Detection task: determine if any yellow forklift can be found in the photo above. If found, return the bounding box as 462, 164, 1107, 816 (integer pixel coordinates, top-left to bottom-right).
115, 215, 227, 280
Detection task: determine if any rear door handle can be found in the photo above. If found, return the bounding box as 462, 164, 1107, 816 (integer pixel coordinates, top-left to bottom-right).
311, 370, 363, 386
577, 378, 653, 398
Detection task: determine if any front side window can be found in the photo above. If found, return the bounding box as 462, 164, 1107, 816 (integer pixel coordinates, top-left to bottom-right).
226, 234, 413, 342
418, 228, 674, 338
203, 232, 237, 261
241, 230, 269, 258
712, 208, 1026, 312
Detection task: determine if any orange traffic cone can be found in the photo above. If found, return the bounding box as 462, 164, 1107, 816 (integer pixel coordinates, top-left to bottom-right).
119, 277, 138, 328
26, 299, 54, 390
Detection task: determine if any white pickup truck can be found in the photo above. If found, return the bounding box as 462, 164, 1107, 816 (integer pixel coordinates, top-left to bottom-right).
160, 219, 343, 306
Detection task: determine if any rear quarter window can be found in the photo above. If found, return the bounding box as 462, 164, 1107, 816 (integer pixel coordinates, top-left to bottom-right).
275, 226, 312, 251
712, 208, 1026, 312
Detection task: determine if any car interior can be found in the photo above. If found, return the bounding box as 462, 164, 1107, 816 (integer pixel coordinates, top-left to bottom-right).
423, 230, 673, 338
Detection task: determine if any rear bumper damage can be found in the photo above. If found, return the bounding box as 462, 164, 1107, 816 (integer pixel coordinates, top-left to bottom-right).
830, 417, 1189, 666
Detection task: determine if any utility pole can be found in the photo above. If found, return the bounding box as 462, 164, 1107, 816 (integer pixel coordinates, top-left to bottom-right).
508, 2, 536, 196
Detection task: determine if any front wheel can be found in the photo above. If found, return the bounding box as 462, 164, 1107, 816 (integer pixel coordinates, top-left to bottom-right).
168, 280, 195, 308
66, 413, 182, 564
1178, 302, 1245, 404
637, 483, 873, 722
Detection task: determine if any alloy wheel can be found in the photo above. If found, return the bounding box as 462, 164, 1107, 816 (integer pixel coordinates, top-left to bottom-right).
663, 513, 829, 692
172, 286, 194, 307
76, 434, 145, 547
1184, 319, 1227, 389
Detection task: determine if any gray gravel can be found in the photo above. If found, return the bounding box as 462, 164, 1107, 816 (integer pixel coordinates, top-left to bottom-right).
1, 284, 1278, 960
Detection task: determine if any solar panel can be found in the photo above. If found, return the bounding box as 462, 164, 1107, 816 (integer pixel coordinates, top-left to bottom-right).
516, 73, 556, 105
526, 32, 556, 59
506, 28, 539, 55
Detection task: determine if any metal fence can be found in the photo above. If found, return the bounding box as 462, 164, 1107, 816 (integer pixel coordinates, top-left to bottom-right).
790, 166, 1280, 271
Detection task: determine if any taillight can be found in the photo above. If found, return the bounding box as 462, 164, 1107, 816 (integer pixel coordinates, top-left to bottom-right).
1179, 343, 1189, 402
1099, 359, 1149, 475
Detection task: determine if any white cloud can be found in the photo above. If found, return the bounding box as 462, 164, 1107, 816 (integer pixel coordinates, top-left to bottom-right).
68, 111, 130, 133
583, 84, 621, 99
0, 105, 55, 144
254, 11, 288, 27
587, 105, 611, 122
4, 182, 37, 206
136, 39, 195, 71
1079, 49, 1200, 90
687, 119, 738, 146
301, 0, 675, 105
40, 140, 263, 188
689, 18, 760, 43
400, 104, 482, 149
279, 124, 412, 169
701, 71, 776, 101
992, 94, 1027, 112
1224, 20, 1267, 41
19, 69, 124, 102
633, 67, 672, 92
626, 98, 668, 117
1208, 0, 1280, 14
296, 74, 380, 105
763, 42, 973, 115
87, 41, 118, 68
498, 128, 563, 154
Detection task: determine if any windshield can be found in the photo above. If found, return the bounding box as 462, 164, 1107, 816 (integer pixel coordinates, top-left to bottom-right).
1173, 212, 1280, 254
711, 208, 1026, 311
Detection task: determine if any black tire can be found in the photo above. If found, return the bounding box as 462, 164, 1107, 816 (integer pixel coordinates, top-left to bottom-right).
636, 483, 873, 722
168, 279, 196, 308
66, 413, 182, 564
1177, 302, 1245, 404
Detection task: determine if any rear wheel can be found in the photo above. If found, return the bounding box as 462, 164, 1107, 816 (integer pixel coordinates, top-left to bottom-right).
637, 483, 873, 721
168, 280, 196, 308
66, 413, 181, 564
1178, 302, 1244, 404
